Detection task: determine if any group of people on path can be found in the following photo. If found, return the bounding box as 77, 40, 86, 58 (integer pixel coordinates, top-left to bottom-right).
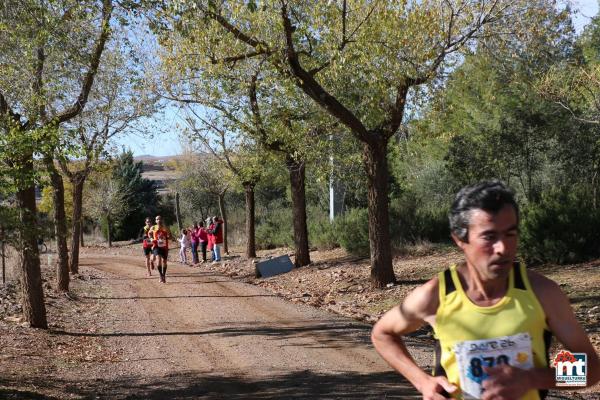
177, 217, 224, 265
140, 215, 224, 283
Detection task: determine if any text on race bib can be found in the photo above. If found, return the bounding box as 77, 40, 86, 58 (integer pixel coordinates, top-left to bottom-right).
454, 333, 534, 399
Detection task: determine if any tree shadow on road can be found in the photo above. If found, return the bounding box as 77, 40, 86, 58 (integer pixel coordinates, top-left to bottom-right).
1, 369, 422, 399
49, 320, 432, 352
1, 369, 584, 400
80, 294, 278, 300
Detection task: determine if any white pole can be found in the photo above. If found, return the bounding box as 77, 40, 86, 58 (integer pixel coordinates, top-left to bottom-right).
329, 134, 334, 222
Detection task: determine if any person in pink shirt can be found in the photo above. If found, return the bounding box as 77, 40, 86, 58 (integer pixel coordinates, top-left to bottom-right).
198, 220, 209, 263
190, 222, 200, 264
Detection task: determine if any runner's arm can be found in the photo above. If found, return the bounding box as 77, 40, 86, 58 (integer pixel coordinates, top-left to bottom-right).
483, 272, 600, 399
531, 272, 599, 388
371, 278, 456, 399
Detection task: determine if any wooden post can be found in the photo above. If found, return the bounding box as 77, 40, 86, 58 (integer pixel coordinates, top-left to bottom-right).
1, 226, 5, 285
175, 192, 183, 231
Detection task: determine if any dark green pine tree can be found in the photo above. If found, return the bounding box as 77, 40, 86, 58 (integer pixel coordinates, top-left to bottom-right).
111, 150, 163, 240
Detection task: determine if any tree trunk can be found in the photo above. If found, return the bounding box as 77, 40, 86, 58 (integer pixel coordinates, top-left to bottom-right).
218, 193, 229, 255
69, 176, 85, 274
286, 157, 310, 267
80, 224, 84, 248
15, 183, 48, 328
47, 163, 70, 292
244, 183, 256, 258
1, 226, 5, 285
363, 137, 396, 287
107, 215, 112, 248
175, 192, 182, 231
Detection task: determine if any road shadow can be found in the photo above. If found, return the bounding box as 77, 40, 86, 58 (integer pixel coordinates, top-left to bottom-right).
2, 369, 586, 400
49, 320, 432, 352
83, 273, 226, 281
80, 294, 278, 300
394, 278, 429, 285
1, 370, 421, 399
0, 388, 59, 400
569, 294, 600, 305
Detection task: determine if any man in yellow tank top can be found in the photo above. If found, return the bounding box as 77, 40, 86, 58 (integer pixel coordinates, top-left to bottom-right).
372, 181, 599, 400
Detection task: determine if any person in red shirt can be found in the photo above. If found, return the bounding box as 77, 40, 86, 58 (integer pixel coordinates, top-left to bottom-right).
152, 215, 171, 283
141, 217, 155, 276
207, 217, 215, 262
209, 216, 224, 263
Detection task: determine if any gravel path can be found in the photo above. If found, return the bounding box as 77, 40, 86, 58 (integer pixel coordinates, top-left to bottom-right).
72, 254, 422, 399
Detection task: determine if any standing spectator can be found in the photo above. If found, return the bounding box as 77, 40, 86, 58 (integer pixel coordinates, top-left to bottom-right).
211, 216, 224, 263
198, 220, 209, 263
190, 222, 200, 265
207, 217, 215, 262
178, 228, 191, 264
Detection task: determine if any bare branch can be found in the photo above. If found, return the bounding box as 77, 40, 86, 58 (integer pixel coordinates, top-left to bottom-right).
279, 0, 369, 140
204, 8, 271, 51
52, 0, 113, 124
211, 49, 276, 64
34, 46, 47, 123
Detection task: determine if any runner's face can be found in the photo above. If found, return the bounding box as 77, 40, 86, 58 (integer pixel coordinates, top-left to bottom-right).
156, 218, 162, 227
456, 205, 518, 281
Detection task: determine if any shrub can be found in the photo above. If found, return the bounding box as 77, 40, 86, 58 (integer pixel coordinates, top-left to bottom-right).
520, 187, 600, 264
389, 195, 450, 245
255, 206, 293, 249
308, 215, 340, 250
334, 208, 370, 256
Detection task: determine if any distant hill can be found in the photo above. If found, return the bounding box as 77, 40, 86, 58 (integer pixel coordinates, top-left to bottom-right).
134, 155, 180, 194
134, 153, 211, 195
133, 154, 186, 163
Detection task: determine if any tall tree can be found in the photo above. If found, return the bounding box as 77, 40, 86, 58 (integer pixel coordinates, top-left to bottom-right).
539, 12, 600, 124
111, 151, 163, 241
85, 172, 130, 247
182, 113, 264, 258
156, 40, 326, 266
164, 0, 549, 287
0, 0, 113, 326
58, 40, 158, 274
172, 154, 231, 253
170, 152, 218, 225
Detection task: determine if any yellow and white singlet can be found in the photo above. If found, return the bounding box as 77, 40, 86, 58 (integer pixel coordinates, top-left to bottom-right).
432, 262, 552, 400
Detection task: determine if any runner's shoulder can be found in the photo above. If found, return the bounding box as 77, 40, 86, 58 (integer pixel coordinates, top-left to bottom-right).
401, 275, 440, 320
527, 269, 567, 307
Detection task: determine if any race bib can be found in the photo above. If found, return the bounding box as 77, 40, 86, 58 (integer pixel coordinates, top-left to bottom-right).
157, 238, 166, 247
455, 333, 534, 399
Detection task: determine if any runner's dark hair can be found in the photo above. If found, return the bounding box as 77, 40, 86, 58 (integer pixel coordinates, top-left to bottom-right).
449, 180, 519, 243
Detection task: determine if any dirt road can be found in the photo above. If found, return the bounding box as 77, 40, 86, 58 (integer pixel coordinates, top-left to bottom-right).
2, 251, 597, 399
62, 254, 423, 399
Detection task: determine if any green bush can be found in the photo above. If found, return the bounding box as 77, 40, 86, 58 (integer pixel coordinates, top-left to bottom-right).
255, 206, 293, 249
520, 187, 600, 264
389, 195, 450, 245
334, 208, 370, 256
308, 210, 340, 250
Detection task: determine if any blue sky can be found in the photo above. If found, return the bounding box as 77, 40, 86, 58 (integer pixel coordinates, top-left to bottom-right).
116, 1, 600, 157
